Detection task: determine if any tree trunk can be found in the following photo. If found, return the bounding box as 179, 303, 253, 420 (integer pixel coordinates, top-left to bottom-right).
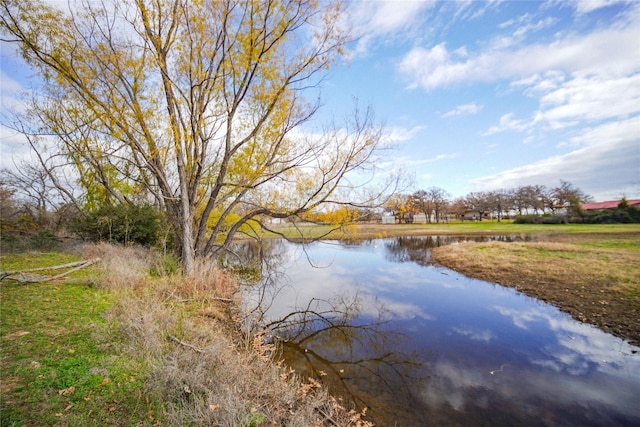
181, 222, 195, 276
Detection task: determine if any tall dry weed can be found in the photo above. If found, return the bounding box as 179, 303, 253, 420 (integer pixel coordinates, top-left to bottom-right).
173, 257, 237, 301
87, 242, 155, 291
91, 243, 371, 426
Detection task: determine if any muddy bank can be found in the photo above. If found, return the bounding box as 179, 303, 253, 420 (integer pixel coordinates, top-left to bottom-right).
430, 234, 640, 347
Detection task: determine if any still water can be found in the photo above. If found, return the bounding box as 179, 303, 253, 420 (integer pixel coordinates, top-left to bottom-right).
242, 236, 640, 426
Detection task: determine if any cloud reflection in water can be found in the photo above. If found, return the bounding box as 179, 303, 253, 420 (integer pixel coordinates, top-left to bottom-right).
244, 237, 640, 426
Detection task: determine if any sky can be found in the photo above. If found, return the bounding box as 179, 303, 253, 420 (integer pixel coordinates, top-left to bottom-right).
1, 0, 639, 202
324, 0, 640, 201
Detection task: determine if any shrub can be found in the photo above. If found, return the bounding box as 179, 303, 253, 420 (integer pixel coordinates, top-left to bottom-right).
577, 205, 640, 224
150, 254, 181, 277
29, 230, 59, 250
514, 214, 564, 224
72, 203, 164, 246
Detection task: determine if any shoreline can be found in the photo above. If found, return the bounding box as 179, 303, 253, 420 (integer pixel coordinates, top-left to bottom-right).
429, 235, 640, 346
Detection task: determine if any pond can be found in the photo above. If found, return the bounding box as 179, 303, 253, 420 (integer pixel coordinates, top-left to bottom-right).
241, 236, 640, 426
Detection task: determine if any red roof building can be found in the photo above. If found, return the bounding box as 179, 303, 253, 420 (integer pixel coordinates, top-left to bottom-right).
581, 199, 640, 211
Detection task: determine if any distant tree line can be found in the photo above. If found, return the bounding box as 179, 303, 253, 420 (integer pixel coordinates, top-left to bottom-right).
1, 166, 167, 251
2, 164, 637, 254
572, 198, 640, 224
381, 181, 628, 224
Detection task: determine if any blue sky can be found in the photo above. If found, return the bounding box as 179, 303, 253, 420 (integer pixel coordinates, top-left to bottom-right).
322, 0, 640, 201
1, 0, 639, 202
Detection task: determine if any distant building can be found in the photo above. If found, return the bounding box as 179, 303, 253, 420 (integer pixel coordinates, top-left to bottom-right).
581, 199, 640, 211
381, 214, 396, 224
413, 213, 427, 224
460, 210, 491, 221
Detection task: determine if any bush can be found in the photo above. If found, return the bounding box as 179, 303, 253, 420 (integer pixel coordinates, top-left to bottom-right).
29, 230, 60, 250
576, 205, 640, 224
0, 229, 60, 252
71, 204, 164, 246
150, 254, 181, 277
514, 214, 564, 224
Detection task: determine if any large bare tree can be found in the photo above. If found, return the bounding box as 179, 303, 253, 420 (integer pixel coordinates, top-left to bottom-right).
1, 0, 393, 273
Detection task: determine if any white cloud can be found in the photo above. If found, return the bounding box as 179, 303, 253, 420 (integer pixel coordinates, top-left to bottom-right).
0, 68, 33, 171
386, 125, 427, 143
573, 0, 634, 15
484, 72, 640, 134
451, 0, 503, 22
391, 152, 459, 168
512, 70, 567, 95
347, 1, 434, 55
512, 16, 557, 38
0, 127, 31, 170
498, 13, 557, 41
534, 73, 640, 127
482, 113, 530, 135
451, 326, 494, 342
398, 16, 639, 91
470, 117, 640, 199
0, 69, 22, 95
498, 13, 530, 29
441, 103, 483, 118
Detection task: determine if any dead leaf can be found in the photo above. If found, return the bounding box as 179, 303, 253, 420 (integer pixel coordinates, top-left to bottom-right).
58, 386, 75, 395
5, 331, 30, 340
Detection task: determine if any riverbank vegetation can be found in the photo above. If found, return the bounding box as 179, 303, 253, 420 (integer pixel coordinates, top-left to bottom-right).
258, 222, 640, 241
3, 224, 639, 424
430, 233, 640, 346
1, 244, 371, 426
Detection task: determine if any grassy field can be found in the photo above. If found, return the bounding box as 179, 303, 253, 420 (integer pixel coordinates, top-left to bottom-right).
0, 251, 158, 426
2, 224, 638, 424
0, 245, 370, 426
259, 221, 640, 240
251, 221, 640, 244
430, 233, 640, 345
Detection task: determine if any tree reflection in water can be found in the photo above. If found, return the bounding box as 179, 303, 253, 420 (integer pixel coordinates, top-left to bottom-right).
383, 235, 528, 266
236, 236, 640, 426
264, 294, 428, 423
234, 239, 428, 423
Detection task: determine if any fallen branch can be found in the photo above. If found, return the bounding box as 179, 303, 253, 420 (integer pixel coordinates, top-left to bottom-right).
315, 406, 340, 426
168, 335, 204, 353
161, 290, 232, 303
47, 258, 100, 281
0, 258, 100, 283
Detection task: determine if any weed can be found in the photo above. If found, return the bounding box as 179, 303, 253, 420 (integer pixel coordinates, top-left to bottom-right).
0, 253, 157, 426
2, 244, 371, 426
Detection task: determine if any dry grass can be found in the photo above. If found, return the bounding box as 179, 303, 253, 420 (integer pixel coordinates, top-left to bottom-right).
433, 240, 639, 294
430, 235, 640, 344
90, 243, 371, 426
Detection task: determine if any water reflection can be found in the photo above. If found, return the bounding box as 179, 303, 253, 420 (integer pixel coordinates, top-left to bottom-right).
242, 236, 640, 426
265, 294, 426, 419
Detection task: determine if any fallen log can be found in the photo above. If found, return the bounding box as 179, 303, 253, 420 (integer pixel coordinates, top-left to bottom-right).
0, 258, 101, 283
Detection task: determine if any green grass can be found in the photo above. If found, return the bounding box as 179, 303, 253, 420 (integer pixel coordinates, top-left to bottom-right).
260, 221, 640, 240
569, 236, 640, 251
0, 251, 159, 426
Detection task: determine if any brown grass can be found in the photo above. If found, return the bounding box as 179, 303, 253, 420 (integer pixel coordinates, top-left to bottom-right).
430, 235, 640, 345
91, 243, 372, 426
